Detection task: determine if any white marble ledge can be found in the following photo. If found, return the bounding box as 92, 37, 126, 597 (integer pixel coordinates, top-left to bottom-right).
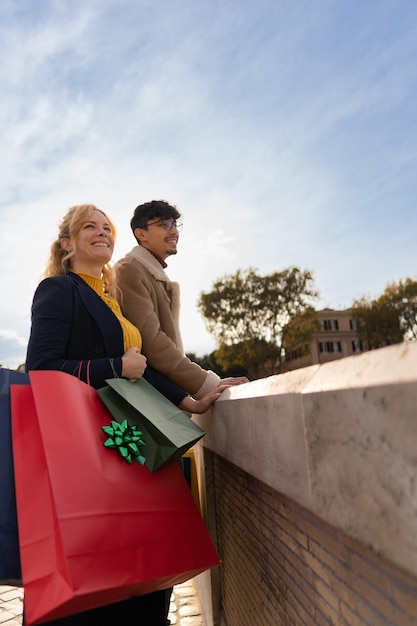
216, 341, 417, 400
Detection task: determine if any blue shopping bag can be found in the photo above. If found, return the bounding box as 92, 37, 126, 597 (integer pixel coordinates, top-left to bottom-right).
0, 367, 29, 583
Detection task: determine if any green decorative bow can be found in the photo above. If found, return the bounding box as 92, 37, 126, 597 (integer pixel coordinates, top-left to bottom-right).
102, 419, 146, 465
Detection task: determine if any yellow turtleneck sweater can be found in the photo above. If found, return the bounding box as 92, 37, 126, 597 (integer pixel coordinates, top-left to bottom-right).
76, 273, 142, 352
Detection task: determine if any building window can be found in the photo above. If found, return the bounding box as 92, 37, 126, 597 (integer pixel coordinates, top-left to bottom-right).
352, 339, 363, 353
350, 319, 357, 330
320, 319, 339, 331
286, 349, 302, 362
319, 341, 342, 353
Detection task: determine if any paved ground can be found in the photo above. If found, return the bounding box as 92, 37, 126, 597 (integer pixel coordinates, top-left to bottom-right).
0, 580, 204, 625
0, 586, 22, 626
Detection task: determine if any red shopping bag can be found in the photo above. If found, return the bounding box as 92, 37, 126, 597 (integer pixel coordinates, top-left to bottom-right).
11, 371, 220, 625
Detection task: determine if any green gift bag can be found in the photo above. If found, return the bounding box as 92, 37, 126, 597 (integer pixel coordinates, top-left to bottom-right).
97, 377, 205, 472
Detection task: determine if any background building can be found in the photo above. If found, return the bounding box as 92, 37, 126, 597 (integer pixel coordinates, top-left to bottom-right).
284, 308, 363, 371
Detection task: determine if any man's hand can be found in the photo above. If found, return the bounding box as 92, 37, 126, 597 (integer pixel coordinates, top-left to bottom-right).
218, 376, 250, 388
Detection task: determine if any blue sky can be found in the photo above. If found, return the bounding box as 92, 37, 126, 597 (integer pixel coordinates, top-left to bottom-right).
1, 0, 416, 369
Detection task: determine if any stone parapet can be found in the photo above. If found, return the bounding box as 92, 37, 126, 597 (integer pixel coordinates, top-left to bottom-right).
195, 341, 417, 579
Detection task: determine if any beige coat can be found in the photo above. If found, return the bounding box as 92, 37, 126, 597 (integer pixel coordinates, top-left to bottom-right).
115, 246, 220, 398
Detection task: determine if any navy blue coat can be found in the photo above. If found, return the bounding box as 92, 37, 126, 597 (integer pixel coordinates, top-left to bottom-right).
26, 272, 186, 403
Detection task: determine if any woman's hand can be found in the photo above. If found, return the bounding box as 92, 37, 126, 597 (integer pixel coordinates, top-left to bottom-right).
179, 385, 230, 415
121, 347, 147, 380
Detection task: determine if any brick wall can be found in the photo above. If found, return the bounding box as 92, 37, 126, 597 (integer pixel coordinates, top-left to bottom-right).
211, 453, 417, 626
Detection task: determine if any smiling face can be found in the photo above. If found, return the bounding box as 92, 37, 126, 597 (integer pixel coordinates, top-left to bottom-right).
134, 218, 180, 260
61, 209, 115, 276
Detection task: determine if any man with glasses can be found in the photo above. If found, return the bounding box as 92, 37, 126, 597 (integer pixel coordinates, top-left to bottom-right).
116, 200, 248, 626
115, 200, 248, 399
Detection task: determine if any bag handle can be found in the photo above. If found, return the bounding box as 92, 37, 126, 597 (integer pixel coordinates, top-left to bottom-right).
76, 360, 91, 386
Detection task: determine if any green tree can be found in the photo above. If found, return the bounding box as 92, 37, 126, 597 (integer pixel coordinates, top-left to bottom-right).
352, 277, 417, 349
381, 278, 417, 341
282, 307, 321, 361
351, 297, 402, 350
198, 267, 319, 376
214, 338, 280, 380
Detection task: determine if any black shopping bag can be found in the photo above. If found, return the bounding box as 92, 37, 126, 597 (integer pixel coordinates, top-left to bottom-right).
0, 367, 29, 584
97, 377, 205, 472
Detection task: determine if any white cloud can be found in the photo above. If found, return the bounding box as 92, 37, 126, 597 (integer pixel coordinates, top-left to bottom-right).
0, 330, 28, 370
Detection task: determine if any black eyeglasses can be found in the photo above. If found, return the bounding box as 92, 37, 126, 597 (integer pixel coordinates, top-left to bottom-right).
145, 219, 183, 232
